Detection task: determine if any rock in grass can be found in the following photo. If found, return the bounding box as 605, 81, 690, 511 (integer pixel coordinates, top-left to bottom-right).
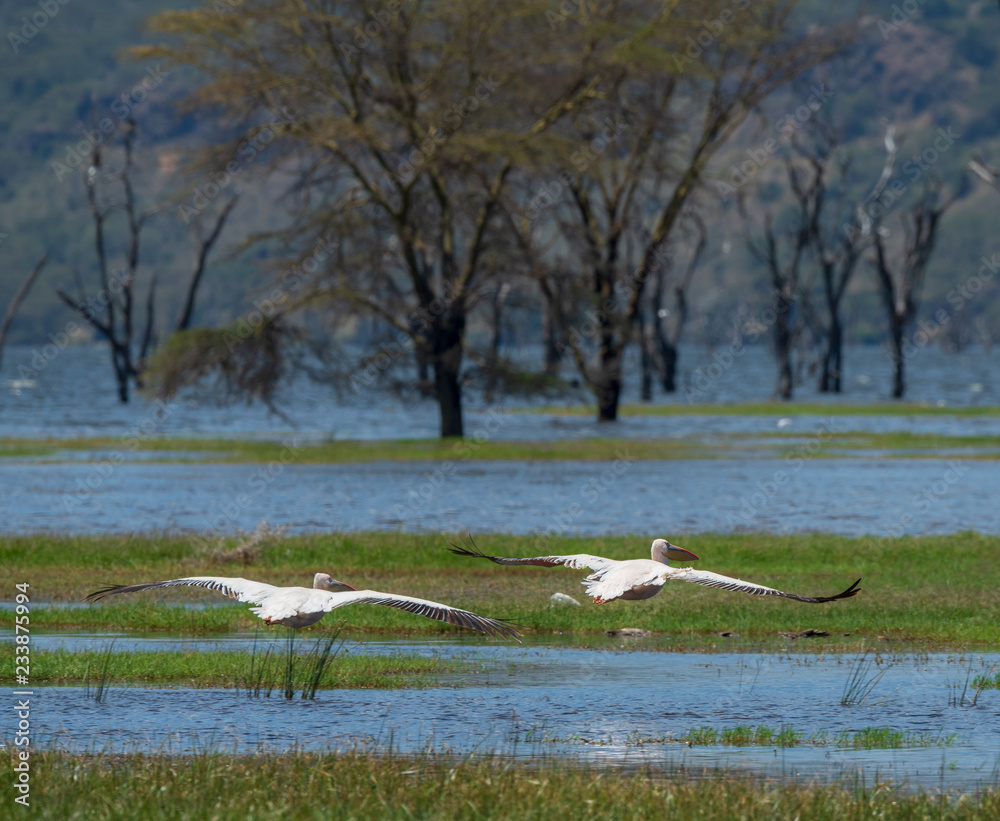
549, 592, 581, 607
607, 627, 652, 637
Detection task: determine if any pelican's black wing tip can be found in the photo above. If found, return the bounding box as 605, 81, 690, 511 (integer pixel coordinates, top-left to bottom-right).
84, 584, 124, 603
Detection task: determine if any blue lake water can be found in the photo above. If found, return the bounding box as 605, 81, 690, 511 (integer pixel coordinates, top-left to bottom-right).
2, 343, 998, 793
10, 636, 1000, 793
0, 457, 994, 537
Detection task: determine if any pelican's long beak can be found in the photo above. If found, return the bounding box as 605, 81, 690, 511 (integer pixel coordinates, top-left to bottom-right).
330, 578, 358, 591
667, 544, 699, 562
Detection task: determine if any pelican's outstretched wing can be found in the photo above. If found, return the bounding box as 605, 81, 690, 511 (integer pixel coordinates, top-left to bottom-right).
450, 544, 614, 573
85, 576, 279, 606
321, 589, 521, 640
668, 568, 862, 603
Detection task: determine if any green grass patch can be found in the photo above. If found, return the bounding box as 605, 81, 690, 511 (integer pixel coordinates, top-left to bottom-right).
3, 532, 999, 647
831, 727, 958, 749
0, 643, 467, 689
520, 402, 1000, 417
678, 725, 955, 749
12, 749, 999, 820
0, 435, 719, 463
3, 429, 1000, 463
683, 725, 803, 747
972, 670, 1000, 690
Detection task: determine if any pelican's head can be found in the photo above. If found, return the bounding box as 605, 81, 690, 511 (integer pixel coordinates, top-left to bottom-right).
314, 572, 357, 591
651, 538, 699, 565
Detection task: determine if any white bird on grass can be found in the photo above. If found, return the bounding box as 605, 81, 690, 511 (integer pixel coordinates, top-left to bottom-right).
450, 539, 861, 606
86, 572, 521, 639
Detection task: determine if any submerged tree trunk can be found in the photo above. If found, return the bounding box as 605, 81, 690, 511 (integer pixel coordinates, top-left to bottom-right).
887, 311, 905, 399
774, 297, 794, 400
432, 321, 465, 437
819, 316, 842, 393
637, 310, 653, 402
597, 373, 621, 422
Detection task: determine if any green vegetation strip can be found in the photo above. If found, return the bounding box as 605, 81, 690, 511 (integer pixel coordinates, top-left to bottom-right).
11, 750, 999, 820
521, 402, 1000, 417
3, 428, 1000, 463
0, 644, 467, 689
679, 725, 956, 749
3, 532, 998, 648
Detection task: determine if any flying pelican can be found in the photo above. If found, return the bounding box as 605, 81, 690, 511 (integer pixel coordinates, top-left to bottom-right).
450, 539, 861, 605
85, 572, 520, 639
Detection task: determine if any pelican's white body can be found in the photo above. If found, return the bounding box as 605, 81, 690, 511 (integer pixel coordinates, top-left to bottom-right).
453, 539, 861, 606
86, 572, 520, 638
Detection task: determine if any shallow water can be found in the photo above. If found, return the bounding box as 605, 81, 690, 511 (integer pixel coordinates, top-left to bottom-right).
1, 456, 993, 536
1, 343, 998, 441
13, 638, 1000, 792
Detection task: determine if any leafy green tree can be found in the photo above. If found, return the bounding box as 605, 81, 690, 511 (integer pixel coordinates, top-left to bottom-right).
137, 0, 602, 436
509, 1, 855, 420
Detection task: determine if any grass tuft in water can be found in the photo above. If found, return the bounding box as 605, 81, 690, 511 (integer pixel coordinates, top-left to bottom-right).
236, 626, 345, 700
841, 648, 892, 706
84, 641, 117, 703
680, 725, 956, 749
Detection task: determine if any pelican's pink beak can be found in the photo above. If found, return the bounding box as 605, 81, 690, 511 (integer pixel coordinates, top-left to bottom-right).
667, 544, 699, 562
330, 578, 358, 591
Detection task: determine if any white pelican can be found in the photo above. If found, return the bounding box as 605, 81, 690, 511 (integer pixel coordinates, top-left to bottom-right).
86, 572, 520, 638
450, 539, 861, 605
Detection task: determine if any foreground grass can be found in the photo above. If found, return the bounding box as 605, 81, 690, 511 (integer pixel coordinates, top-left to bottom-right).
0, 644, 467, 689
3, 532, 999, 647
11, 750, 999, 820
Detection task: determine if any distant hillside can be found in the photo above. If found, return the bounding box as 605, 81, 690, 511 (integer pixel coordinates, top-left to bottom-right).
1, 0, 998, 349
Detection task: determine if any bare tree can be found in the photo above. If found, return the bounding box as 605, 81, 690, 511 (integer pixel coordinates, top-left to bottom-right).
0, 254, 48, 373
802, 125, 897, 392
648, 213, 706, 394
741, 168, 815, 400
176, 195, 239, 332
871, 180, 955, 398
55, 121, 156, 402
